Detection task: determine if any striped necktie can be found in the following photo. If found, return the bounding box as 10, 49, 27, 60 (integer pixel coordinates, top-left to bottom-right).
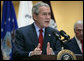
39, 29, 43, 50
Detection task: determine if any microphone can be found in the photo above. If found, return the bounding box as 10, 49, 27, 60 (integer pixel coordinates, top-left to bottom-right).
52, 31, 61, 40
52, 31, 66, 48
52, 30, 70, 49
60, 30, 70, 40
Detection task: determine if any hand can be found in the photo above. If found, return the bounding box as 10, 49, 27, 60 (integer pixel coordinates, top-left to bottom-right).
30, 43, 42, 56
46, 42, 54, 55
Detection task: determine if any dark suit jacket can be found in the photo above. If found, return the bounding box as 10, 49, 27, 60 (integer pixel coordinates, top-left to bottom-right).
13, 23, 61, 60
64, 37, 82, 54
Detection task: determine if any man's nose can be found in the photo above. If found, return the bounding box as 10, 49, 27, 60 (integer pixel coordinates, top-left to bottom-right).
46, 15, 51, 19
80, 30, 83, 35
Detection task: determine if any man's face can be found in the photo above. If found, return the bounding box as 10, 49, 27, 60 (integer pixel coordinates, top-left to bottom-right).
75, 24, 83, 41
34, 6, 51, 28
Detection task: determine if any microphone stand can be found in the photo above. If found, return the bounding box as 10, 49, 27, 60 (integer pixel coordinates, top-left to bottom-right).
53, 32, 65, 50
52, 31, 70, 50
58, 38, 65, 50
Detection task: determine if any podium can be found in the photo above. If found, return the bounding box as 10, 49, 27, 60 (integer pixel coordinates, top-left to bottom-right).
24, 54, 83, 60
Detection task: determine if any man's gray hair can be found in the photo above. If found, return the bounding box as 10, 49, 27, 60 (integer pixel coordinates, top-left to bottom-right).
32, 2, 50, 15
74, 20, 83, 29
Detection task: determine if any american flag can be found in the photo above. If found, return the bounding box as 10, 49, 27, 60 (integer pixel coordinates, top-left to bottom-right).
1, 1, 18, 60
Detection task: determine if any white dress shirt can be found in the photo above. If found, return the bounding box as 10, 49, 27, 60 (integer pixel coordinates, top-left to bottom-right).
75, 36, 82, 53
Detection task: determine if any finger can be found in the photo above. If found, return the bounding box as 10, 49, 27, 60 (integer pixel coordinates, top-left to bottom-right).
49, 48, 54, 55
34, 47, 40, 51
49, 48, 53, 53
37, 43, 40, 48
34, 51, 42, 55
37, 51, 42, 55
47, 42, 50, 48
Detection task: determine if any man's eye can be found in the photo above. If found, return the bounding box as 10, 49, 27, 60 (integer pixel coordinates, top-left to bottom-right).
43, 13, 47, 15
77, 29, 82, 32
48, 13, 51, 15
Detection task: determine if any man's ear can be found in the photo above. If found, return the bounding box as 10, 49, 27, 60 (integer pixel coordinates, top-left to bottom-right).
74, 28, 76, 33
33, 14, 37, 20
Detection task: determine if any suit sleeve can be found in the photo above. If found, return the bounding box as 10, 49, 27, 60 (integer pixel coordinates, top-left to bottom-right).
50, 28, 61, 55
13, 29, 30, 60
50, 34, 61, 55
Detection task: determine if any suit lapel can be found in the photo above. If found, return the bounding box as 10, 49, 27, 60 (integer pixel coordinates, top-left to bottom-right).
74, 38, 82, 53
43, 27, 51, 44
42, 27, 51, 54
70, 37, 82, 54
29, 23, 39, 48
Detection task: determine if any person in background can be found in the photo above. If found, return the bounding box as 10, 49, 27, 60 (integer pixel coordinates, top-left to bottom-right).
65, 20, 83, 54
13, 2, 61, 60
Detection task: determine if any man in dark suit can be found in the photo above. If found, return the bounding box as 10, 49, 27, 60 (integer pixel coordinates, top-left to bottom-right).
65, 20, 83, 54
13, 2, 61, 59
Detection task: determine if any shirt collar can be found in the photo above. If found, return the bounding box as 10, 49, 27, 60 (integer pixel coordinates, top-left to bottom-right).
34, 22, 45, 32
75, 36, 82, 52
75, 36, 81, 44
